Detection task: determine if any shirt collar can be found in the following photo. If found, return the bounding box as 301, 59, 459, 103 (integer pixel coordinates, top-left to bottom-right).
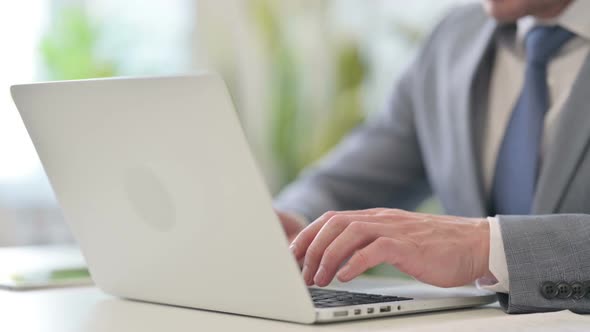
516, 0, 590, 46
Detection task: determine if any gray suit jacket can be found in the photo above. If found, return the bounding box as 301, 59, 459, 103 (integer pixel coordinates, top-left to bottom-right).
274, 4, 590, 313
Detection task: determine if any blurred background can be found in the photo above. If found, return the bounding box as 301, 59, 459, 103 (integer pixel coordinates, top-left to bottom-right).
0, 0, 468, 247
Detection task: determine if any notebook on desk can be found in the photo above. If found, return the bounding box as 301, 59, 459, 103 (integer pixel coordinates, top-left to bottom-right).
0, 245, 92, 290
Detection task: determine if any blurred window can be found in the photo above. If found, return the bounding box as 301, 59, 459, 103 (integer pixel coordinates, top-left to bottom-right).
0, 0, 193, 246
0, 0, 64, 246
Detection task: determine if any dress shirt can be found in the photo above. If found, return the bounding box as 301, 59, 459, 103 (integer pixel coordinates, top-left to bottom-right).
481, 0, 590, 293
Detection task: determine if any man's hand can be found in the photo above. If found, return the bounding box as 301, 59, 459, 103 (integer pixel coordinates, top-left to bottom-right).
276, 210, 307, 243
289, 208, 490, 288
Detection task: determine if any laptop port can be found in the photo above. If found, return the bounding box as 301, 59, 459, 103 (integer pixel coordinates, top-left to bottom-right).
367, 308, 375, 314
333, 310, 348, 318
354, 309, 361, 315
380, 306, 391, 313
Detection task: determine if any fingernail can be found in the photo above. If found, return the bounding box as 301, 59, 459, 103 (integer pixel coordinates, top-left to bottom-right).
289, 244, 298, 257
337, 265, 351, 281
314, 266, 327, 285
302, 265, 311, 285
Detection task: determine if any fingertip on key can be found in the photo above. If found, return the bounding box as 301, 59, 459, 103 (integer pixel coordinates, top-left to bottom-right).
302, 265, 312, 285
336, 264, 352, 282
314, 266, 328, 286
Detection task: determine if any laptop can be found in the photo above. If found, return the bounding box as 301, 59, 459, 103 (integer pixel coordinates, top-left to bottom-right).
11, 74, 496, 324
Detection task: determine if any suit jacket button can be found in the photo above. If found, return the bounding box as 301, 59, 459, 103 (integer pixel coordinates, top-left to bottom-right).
541, 281, 558, 299
556, 282, 573, 299
571, 283, 586, 300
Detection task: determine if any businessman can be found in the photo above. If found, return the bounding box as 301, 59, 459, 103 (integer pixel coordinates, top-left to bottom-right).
273, 0, 590, 313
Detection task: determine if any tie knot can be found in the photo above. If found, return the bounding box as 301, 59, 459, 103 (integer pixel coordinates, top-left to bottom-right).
525, 25, 575, 65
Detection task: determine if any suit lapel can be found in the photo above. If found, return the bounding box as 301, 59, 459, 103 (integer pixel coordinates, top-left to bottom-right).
450, 19, 498, 217
533, 52, 590, 214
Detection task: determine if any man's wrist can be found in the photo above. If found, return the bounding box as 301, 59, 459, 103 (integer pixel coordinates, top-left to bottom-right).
476, 218, 491, 279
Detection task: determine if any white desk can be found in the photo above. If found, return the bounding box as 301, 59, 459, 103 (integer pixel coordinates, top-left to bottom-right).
2, 285, 589, 331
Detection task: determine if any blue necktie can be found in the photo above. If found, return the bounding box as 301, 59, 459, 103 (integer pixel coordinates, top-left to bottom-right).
492, 26, 574, 215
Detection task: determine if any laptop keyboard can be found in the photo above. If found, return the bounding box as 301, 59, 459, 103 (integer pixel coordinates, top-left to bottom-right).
310, 288, 412, 308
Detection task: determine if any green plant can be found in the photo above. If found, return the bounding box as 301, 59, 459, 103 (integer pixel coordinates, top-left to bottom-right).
251, 0, 366, 188
39, 6, 116, 80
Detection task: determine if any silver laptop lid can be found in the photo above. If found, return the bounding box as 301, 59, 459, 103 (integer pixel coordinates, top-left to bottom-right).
11, 75, 316, 324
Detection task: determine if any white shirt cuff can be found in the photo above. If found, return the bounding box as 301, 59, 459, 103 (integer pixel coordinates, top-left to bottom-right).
477, 216, 510, 294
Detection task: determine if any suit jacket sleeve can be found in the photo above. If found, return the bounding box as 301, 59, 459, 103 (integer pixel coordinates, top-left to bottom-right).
497, 214, 590, 313
273, 63, 429, 221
